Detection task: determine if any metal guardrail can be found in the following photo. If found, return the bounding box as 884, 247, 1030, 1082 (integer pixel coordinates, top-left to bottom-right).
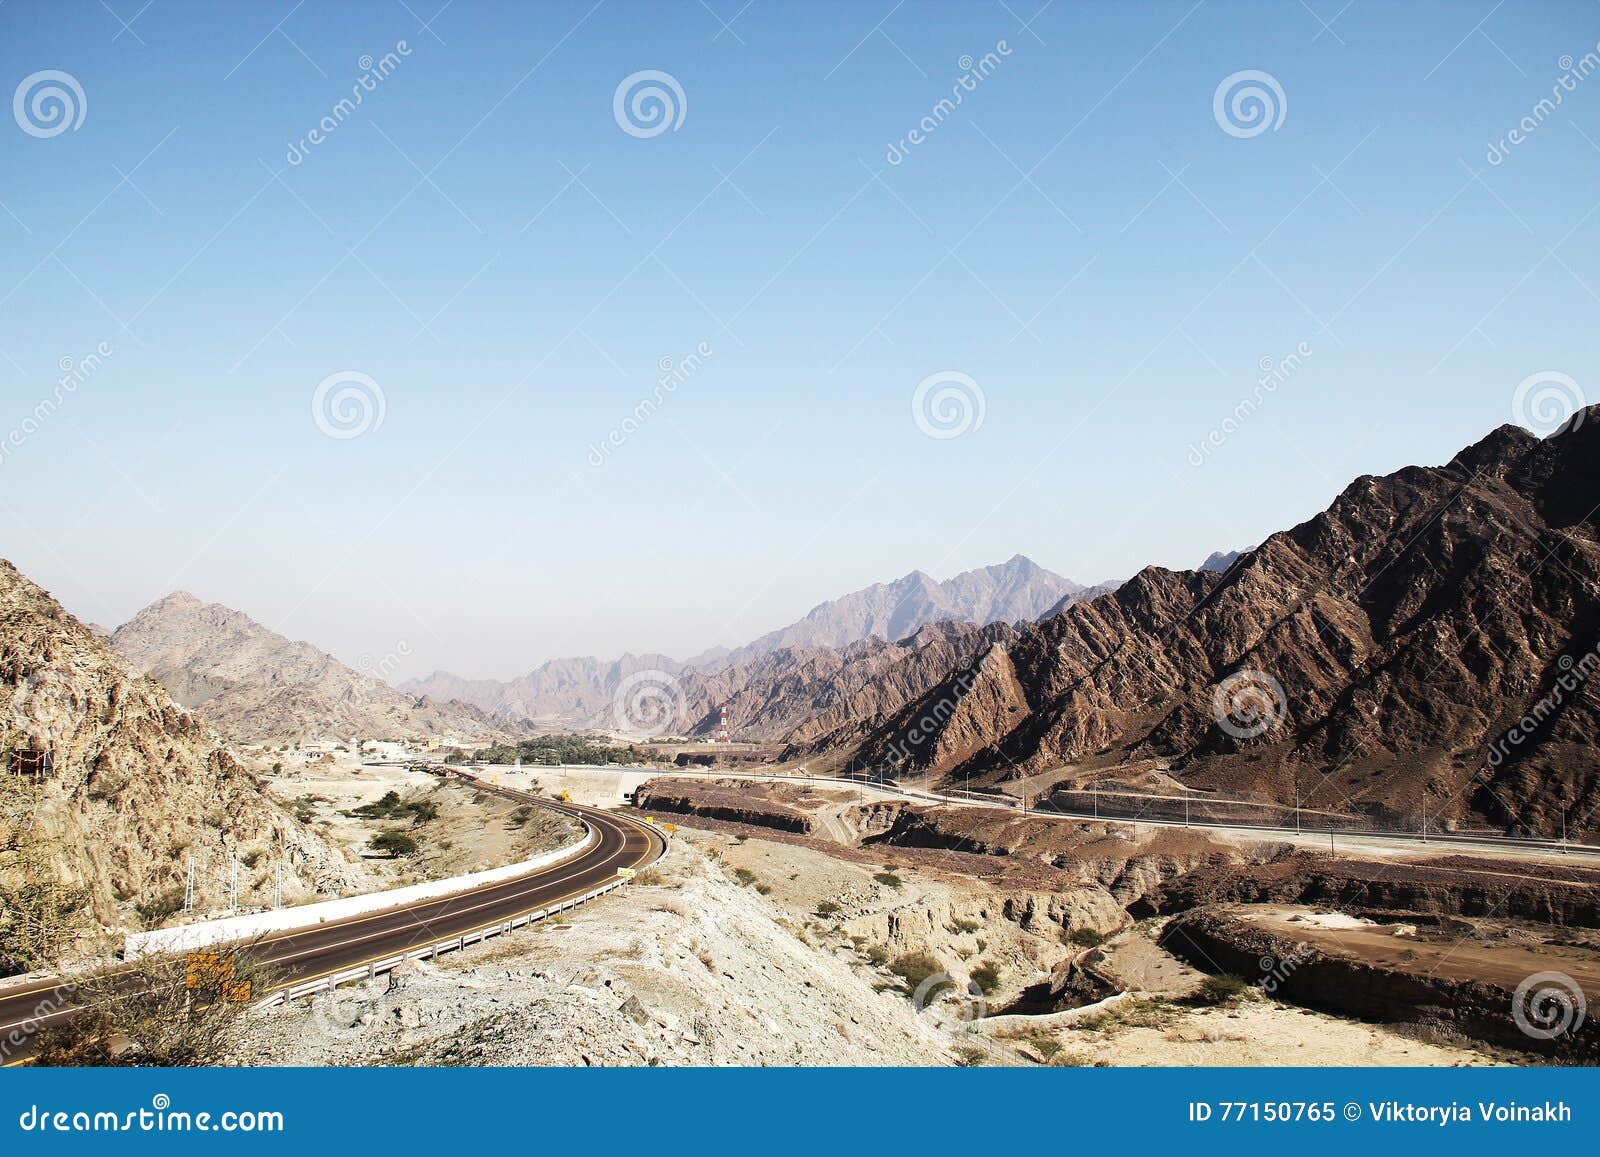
256, 817, 669, 1010
257, 877, 632, 1008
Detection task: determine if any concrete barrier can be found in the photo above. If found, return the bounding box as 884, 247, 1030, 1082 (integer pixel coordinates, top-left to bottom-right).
124, 825, 597, 959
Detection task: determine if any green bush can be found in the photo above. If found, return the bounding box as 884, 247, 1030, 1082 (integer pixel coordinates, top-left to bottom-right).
815, 900, 841, 918
370, 830, 417, 857
1067, 927, 1105, 949
888, 951, 943, 990
969, 960, 1002, 996
1189, 974, 1249, 1006
873, 872, 902, 889
733, 868, 758, 887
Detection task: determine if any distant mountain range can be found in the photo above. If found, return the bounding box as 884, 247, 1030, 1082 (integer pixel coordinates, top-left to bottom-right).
400, 555, 1116, 728
110, 593, 510, 744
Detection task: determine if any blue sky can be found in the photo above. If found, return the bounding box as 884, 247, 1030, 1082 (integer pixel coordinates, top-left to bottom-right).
1, 0, 1597, 680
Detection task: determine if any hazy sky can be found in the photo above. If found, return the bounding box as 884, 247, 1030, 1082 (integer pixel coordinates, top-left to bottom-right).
2, 0, 1596, 680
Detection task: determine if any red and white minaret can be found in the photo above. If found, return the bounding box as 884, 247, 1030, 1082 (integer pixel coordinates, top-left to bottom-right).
715, 700, 731, 744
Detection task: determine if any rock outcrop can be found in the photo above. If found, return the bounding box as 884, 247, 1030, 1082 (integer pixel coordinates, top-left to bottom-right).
1, 560, 357, 935
844, 412, 1600, 838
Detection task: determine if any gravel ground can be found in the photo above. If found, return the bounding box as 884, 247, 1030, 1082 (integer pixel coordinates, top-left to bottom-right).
238, 836, 960, 1066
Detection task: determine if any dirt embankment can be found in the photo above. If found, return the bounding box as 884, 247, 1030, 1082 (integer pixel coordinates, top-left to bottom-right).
1160, 905, 1599, 1062
1154, 852, 1600, 927
634, 778, 819, 833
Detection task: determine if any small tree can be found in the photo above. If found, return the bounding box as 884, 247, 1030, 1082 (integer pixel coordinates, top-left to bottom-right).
369, 830, 417, 857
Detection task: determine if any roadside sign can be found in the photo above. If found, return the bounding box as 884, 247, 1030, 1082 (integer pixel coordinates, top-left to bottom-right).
617, 867, 636, 878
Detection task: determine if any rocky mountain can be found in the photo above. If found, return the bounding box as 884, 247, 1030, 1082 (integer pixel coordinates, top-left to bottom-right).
403, 653, 688, 731
838, 411, 1600, 838
0, 561, 354, 942
674, 621, 1009, 743
1198, 550, 1241, 573
723, 555, 1089, 659
403, 555, 1108, 728
111, 593, 509, 744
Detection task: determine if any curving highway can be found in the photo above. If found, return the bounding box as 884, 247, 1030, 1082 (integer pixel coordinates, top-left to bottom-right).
0, 790, 664, 1064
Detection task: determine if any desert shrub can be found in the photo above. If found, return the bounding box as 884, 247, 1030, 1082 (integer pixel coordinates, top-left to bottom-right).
1188, 974, 1249, 1006
864, 944, 890, 966
733, 867, 758, 887
816, 900, 841, 918
1067, 927, 1105, 949
1075, 996, 1175, 1034
950, 917, 982, 934
135, 887, 186, 930
32, 946, 275, 1067
969, 960, 1002, 996
873, 872, 902, 889
369, 830, 417, 857
1030, 1034, 1063, 1060
888, 951, 943, 991
953, 1045, 989, 1066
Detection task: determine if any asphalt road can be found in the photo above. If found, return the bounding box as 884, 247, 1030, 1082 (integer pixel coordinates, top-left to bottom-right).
0, 791, 664, 1064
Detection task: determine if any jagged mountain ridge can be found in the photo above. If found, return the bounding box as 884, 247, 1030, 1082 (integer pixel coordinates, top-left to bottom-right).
402, 555, 1111, 728
0, 560, 355, 936
836, 412, 1600, 837
111, 593, 511, 744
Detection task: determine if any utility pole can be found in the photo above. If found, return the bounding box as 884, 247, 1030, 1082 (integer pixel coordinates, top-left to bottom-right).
1184, 791, 1190, 828
274, 862, 283, 910
184, 856, 195, 912
1294, 781, 1301, 834
1421, 790, 1427, 845
230, 859, 239, 910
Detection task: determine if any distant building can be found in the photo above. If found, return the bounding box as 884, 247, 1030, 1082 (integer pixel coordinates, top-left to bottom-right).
6, 748, 55, 778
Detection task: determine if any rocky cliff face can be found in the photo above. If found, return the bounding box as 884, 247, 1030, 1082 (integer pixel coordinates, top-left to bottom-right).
1, 561, 356, 934
677, 621, 1012, 745
842, 412, 1600, 838
111, 593, 509, 744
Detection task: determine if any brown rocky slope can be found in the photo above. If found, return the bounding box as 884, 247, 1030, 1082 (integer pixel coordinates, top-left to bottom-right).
838, 411, 1600, 838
